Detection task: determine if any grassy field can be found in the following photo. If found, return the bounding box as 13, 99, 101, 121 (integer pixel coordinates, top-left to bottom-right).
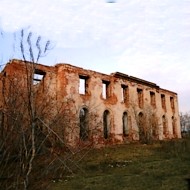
51, 139, 190, 190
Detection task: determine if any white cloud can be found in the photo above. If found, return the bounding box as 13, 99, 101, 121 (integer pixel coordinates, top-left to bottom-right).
1, 0, 190, 50
0, 0, 190, 112
115, 49, 190, 112
116, 50, 190, 91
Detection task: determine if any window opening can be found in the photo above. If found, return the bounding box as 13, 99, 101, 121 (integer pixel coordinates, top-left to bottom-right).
137, 88, 143, 108
122, 112, 128, 136
79, 108, 89, 141
79, 75, 89, 95
121, 85, 129, 105
102, 80, 110, 99
172, 116, 176, 135
103, 110, 111, 139
138, 112, 144, 141
162, 115, 167, 135
170, 97, 175, 112
33, 69, 46, 85
161, 94, 166, 111
151, 113, 158, 138
150, 91, 156, 108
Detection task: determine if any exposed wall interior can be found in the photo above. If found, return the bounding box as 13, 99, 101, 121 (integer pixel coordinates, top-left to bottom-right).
0, 59, 181, 147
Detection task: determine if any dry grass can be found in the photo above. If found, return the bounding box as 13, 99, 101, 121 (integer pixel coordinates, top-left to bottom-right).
51, 138, 190, 190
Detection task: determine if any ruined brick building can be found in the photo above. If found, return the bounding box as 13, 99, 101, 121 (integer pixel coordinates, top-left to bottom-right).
0, 59, 181, 147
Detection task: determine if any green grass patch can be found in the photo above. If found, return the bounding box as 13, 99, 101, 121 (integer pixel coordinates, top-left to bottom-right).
51, 139, 190, 190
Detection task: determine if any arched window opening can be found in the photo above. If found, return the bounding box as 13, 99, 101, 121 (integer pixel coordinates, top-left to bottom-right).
79, 108, 89, 141
172, 116, 176, 135
103, 110, 111, 139
162, 115, 167, 135
122, 112, 128, 136
152, 113, 158, 137
138, 112, 144, 127
138, 112, 144, 140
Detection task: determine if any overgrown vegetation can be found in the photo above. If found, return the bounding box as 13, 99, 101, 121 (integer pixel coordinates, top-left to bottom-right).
1, 29, 190, 190
180, 112, 190, 137
52, 138, 190, 190
131, 103, 159, 144
0, 30, 93, 190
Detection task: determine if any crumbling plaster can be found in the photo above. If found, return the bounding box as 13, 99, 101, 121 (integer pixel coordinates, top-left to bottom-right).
0, 59, 181, 147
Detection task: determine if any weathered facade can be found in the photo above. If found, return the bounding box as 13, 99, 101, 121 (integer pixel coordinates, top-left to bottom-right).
0, 59, 181, 147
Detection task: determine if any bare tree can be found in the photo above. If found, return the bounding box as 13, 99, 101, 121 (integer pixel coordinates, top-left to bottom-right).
0, 29, 55, 189
0, 29, 102, 189
130, 102, 159, 144
180, 112, 190, 137
0, 29, 69, 189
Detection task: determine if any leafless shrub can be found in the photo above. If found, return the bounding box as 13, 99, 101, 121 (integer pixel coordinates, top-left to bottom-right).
180, 112, 190, 137
0, 29, 97, 190
131, 102, 159, 144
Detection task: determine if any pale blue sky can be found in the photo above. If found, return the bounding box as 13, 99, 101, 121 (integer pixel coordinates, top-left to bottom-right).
0, 0, 190, 112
